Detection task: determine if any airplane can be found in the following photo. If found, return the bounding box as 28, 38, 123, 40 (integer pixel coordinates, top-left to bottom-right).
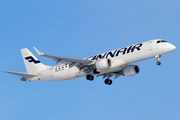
4, 39, 176, 85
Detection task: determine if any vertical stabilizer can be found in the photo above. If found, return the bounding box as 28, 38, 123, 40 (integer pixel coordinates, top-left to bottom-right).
21, 48, 46, 73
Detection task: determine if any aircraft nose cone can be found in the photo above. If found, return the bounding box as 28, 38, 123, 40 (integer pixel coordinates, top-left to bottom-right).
169, 44, 176, 51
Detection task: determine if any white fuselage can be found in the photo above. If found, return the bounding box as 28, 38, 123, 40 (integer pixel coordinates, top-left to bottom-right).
29, 39, 176, 81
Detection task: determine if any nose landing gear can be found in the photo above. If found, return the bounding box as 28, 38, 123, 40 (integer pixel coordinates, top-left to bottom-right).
155, 55, 162, 65
156, 61, 161, 65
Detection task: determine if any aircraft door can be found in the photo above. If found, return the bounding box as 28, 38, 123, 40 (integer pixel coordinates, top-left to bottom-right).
49, 68, 53, 77
148, 41, 152, 51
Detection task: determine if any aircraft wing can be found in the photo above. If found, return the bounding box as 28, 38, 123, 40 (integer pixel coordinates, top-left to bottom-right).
33, 47, 94, 67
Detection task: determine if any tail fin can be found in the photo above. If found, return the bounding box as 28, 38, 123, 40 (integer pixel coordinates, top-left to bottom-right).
21, 48, 46, 73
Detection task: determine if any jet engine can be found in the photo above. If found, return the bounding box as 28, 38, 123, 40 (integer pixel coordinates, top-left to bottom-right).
95, 59, 111, 71
123, 65, 140, 77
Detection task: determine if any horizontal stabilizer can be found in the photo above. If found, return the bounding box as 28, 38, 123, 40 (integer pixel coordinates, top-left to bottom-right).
4, 71, 37, 78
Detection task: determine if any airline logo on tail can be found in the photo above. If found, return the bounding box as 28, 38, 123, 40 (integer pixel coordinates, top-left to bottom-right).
25, 56, 41, 64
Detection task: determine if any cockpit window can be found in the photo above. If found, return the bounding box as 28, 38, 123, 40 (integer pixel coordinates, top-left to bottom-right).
157, 41, 161, 43
161, 40, 167, 42
157, 40, 167, 44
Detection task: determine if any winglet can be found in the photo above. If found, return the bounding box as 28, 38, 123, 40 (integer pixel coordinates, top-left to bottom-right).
33, 47, 45, 56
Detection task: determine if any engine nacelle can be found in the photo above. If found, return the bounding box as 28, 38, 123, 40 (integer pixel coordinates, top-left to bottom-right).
95, 59, 111, 71
123, 65, 140, 77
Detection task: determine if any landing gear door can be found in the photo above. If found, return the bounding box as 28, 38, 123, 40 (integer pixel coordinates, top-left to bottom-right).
148, 41, 152, 51
49, 68, 53, 77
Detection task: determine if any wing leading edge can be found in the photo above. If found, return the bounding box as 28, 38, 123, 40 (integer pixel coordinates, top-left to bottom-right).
33, 47, 94, 68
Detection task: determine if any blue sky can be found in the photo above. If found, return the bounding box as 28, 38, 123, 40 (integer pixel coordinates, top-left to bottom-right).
0, 1, 179, 120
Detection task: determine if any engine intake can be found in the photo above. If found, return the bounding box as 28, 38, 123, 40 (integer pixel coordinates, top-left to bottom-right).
95, 59, 111, 71
123, 65, 140, 77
